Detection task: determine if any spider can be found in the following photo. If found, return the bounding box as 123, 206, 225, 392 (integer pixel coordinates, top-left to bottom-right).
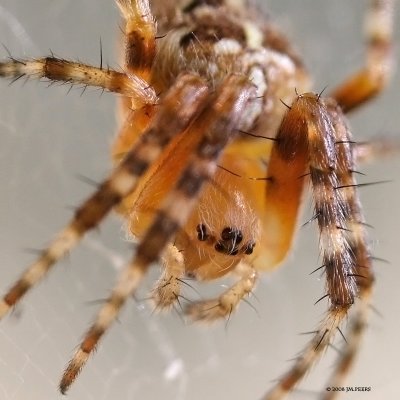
0, 1, 398, 399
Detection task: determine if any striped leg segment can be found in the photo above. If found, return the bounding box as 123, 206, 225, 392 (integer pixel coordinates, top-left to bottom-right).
0, 74, 209, 320
311, 4, 395, 387
321, 101, 374, 400
330, 0, 394, 112
0, 0, 159, 107
0, 57, 157, 107
262, 93, 372, 399
114, 0, 157, 147
59, 74, 257, 394
151, 243, 186, 311
321, 301, 370, 400
116, 0, 156, 80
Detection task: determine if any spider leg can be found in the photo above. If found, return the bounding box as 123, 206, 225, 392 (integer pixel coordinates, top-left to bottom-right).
321, 302, 370, 400
330, 0, 394, 113
113, 0, 158, 164
259, 93, 310, 269
0, 57, 157, 106
0, 0, 158, 107
116, 0, 156, 80
323, 298, 373, 400
261, 94, 372, 399
59, 74, 257, 394
151, 243, 185, 311
0, 73, 209, 319
185, 262, 257, 322
320, 102, 374, 400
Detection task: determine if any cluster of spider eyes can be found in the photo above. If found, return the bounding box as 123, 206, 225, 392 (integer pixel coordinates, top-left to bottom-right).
196, 224, 255, 256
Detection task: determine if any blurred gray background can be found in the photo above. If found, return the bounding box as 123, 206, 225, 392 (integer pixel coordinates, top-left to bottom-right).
0, 1, 399, 399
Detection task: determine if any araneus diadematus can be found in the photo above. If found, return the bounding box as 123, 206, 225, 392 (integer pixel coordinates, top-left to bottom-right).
0, 1, 398, 399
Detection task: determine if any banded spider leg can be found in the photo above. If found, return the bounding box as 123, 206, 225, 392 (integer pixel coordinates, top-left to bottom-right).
263, 1, 394, 398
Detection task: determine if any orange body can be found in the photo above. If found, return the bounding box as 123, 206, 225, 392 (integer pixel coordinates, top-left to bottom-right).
112, 0, 311, 278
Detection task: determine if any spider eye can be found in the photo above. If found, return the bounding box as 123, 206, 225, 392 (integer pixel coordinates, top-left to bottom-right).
244, 241, 256, 255
221, 226, 243, 243
196, 223, 209, 241
214, 241, 226, 253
